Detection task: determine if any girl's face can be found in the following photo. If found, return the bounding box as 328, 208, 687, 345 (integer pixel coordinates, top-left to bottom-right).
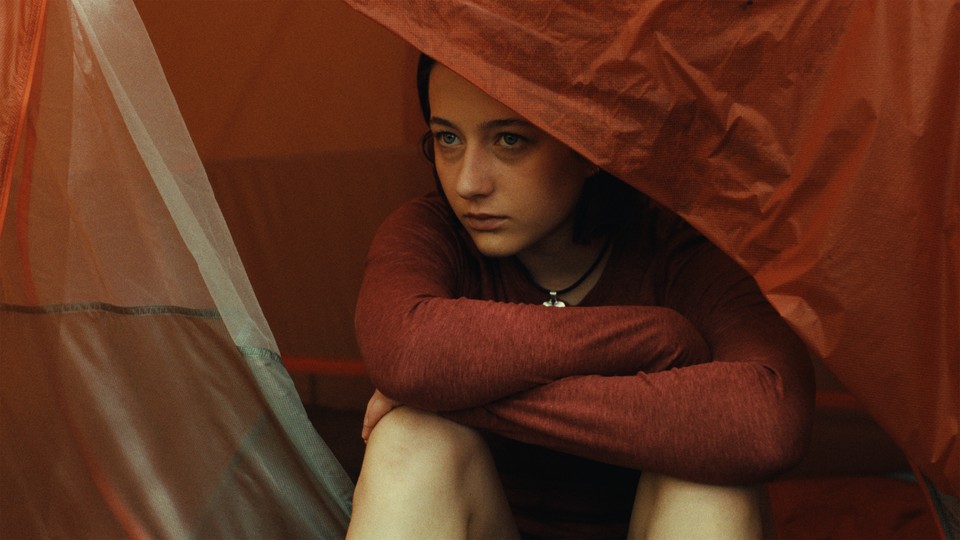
428, 64, 594, 259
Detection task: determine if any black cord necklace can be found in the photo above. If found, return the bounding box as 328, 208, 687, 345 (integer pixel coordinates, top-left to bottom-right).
518, 238, 611, 307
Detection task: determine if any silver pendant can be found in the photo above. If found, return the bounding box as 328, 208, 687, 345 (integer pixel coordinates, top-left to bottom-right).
543, 292, 566, 307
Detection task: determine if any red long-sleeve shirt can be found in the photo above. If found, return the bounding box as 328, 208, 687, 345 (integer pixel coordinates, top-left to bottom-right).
355, 192, 814, 536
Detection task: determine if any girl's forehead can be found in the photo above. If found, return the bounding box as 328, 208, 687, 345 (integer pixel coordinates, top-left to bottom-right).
429, 65, 525, 125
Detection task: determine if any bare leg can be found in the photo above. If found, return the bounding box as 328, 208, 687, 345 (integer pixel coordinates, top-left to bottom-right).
346, 407, 519, 540
628, 473, 766, 540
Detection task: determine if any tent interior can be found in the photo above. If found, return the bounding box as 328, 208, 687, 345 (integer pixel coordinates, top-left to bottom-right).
137, 1, 948, 536
2, 1, 955, 538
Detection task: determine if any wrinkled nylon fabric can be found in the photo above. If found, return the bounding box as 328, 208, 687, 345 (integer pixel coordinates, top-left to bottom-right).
342, 0, 958, 499
0, 0, 45, 235
1, 0, 352, 537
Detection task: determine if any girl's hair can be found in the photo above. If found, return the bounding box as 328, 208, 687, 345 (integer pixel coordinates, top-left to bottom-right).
416, 54, 645, 244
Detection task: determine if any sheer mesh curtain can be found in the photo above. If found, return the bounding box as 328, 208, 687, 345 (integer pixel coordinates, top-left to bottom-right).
0, 0, 352, 537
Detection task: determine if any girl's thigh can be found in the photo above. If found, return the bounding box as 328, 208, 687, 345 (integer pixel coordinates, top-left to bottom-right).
628, 472, 766, 540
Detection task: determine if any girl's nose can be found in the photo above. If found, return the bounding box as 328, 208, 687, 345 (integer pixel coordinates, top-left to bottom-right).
455, 147, 494, 199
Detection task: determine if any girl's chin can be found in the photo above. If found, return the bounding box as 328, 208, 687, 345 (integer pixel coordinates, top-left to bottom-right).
469, 234, 523, 259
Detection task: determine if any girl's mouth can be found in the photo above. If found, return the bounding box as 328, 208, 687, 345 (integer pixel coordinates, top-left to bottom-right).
462, 213, 507, 231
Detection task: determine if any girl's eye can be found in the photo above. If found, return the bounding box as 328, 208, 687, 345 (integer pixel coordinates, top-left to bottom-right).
435, 132, 460, 146
497, 133, 523, 147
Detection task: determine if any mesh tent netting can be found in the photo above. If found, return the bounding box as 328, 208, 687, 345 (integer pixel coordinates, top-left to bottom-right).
1, 1, 352, 537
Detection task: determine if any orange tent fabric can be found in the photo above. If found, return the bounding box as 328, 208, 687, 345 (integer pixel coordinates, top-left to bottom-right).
342, 0, 958, 499
0, 0, 45, 234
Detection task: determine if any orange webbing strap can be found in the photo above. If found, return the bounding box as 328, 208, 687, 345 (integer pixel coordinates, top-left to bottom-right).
14, 32, 43, 304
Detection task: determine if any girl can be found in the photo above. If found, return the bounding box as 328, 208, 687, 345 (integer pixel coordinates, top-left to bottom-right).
346, 56, 813, 539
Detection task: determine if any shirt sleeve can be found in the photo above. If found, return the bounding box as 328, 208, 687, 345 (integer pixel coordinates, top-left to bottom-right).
444, 227, 815, 484
358, 197, 814, 484
355, 197, 711, 411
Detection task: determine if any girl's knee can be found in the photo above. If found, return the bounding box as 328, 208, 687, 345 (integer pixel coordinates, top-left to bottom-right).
350, 408, 519, 539
364, 407, 488, 476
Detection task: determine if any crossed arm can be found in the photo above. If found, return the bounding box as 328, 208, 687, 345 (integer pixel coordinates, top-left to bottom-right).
355, 198, 814, 485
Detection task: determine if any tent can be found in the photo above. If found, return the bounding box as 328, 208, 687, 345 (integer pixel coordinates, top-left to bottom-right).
2, 0, 956, 537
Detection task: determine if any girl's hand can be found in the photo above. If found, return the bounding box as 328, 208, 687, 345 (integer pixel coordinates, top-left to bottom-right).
361, 389, 403, 443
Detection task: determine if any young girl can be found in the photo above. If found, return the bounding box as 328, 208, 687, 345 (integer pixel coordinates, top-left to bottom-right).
346, 56, 814, 539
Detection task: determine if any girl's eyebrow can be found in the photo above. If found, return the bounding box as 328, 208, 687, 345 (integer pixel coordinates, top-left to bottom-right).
429, 116, 455, 128
430, 116, 534, 131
